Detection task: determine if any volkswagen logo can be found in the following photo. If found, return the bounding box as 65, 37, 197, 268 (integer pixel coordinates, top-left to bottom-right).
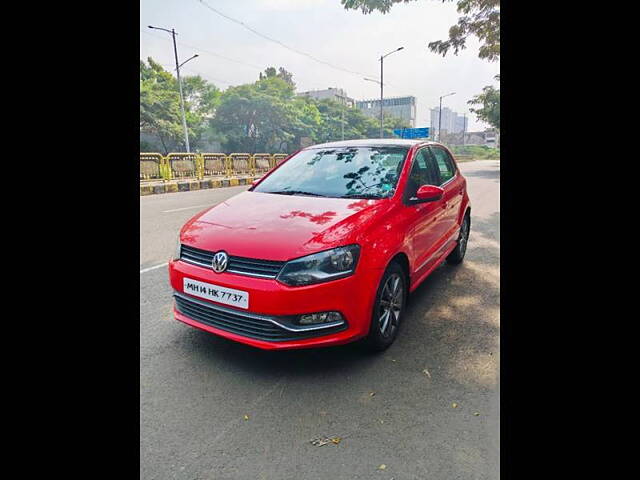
211, 251, 229, 273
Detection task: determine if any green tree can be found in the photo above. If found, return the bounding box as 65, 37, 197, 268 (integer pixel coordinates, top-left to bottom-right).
140, 58, 183, 153
341, 0, 500, 61
140, 57, 221, 153
467, 75, 500, 130
212, 71, 301, 153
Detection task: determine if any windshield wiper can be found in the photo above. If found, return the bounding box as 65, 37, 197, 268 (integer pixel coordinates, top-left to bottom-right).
339, 193, 385, 199
264, 190, 329, 197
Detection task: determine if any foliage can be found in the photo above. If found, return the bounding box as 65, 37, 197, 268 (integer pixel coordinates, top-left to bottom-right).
341, 0, 500, 61
142, 58, 412, 154
140, 58, 221, 153
467, 75, 500, 130
449, 144, 499, 159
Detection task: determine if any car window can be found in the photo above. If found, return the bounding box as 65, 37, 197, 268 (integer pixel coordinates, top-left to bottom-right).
253, 146, 409, 199
405, 148, 440, 199
430, 147, 456, 184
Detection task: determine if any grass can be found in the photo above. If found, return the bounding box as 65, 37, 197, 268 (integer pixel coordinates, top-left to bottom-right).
448, 145, 500, 160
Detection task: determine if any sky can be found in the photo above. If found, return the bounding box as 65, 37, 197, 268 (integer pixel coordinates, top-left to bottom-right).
140, 0, 500, 131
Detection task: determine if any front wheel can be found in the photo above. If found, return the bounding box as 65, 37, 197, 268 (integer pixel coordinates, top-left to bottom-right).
446, 213, 470, 265
362, 262, 407, 352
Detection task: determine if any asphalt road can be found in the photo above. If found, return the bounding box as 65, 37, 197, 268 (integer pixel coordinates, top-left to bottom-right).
140, 160, 500, 480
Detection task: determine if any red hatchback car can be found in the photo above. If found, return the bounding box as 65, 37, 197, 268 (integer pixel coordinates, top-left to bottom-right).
169, 139, 470, 351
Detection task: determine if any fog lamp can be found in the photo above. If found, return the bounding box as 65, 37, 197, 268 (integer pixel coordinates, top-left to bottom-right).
298, 311, 344, 325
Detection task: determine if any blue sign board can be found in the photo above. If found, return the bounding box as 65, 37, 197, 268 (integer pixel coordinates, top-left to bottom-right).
393, 127, 430, 139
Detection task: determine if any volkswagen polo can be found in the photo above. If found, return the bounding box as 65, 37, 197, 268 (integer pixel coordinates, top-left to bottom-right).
168, 139, 470, 351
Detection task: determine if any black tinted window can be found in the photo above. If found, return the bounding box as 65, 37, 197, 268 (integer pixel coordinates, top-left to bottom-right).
405, 149, 439, 198
430, 147, 456, 184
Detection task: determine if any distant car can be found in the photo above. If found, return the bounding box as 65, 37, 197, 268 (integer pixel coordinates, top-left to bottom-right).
169, 139, 471, 351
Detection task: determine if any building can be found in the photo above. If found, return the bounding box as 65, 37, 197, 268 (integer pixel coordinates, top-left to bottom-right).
430, 107, 467, 137
297, 87, 355, 107
355, 96, 417, 127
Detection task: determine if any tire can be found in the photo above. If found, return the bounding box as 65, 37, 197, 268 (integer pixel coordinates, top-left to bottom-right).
446, 212, 470, 265
362, 262, 407, 352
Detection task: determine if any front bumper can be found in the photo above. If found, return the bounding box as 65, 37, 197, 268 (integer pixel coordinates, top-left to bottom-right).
168, 259, 383, 350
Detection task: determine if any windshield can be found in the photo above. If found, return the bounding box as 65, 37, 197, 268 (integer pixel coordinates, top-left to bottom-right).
253, 146, 409, 199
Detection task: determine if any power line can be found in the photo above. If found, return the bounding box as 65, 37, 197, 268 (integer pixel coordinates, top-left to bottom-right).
194, 0, 378, 79
141, 29, 263, 71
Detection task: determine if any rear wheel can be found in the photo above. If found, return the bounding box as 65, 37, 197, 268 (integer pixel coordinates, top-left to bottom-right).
363, 262, 407, 352
446, 212, 470, 265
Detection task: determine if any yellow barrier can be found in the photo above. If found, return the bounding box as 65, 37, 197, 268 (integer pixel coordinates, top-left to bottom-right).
167, 153, 200, 180
140, 152, 292, 182
252, 153, 272, 175
228, 153, 252, 176
140, 153, 167, 181
201, 153, 228, 177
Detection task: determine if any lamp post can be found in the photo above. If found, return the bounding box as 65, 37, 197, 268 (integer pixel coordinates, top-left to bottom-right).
379, 47, 404, 138
148, 25, 193, 153
462, 112, 467, 146
438, 92, 456, 143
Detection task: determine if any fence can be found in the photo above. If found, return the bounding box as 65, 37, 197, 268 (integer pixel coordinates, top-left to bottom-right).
140, 152, 290, 182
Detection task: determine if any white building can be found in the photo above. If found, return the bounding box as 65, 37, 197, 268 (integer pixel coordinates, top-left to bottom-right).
430, 107, 467, 136
355, 96, 417, 127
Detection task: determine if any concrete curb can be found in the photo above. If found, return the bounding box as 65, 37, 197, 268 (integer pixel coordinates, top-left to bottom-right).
140, 176, 260, 196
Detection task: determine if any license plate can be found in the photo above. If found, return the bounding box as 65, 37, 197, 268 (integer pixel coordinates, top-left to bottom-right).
183, 277, 249, 309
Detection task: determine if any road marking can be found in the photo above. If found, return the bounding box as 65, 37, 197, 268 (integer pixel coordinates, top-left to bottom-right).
162, 204, 212, 213
140, 262, 168, 274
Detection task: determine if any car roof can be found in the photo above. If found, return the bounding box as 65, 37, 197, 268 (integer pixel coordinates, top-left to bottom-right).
302, 138, 440, 150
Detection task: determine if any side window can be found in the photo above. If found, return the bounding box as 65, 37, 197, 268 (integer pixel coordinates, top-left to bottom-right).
430, 147, 456, 184
405, 149, 439, 199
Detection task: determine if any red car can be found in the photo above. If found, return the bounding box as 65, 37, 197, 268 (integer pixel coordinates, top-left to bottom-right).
169, 139, 470, 351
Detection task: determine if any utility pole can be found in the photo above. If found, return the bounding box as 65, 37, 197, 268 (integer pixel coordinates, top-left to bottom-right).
379, 47, 404, 138
438, 91, 456, 143
149, 25, 192, 153
462, 113, 466, 145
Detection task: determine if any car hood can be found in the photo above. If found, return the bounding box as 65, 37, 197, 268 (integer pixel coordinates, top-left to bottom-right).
181, 191, 388, 261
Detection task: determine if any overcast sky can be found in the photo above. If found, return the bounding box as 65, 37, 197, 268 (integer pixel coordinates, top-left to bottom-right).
140, 0, 500, 131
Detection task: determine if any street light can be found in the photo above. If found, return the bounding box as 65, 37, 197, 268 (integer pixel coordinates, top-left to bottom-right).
148, 25, 192, 153
175, 54, 199, 71
379, 47, 404, 138
438, 92, 456, 143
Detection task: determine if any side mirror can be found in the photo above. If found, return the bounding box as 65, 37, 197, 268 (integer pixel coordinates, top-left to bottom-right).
415, 185, 444, 202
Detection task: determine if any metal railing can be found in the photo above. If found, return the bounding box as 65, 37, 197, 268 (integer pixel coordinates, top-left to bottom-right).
139, 153, 290, 182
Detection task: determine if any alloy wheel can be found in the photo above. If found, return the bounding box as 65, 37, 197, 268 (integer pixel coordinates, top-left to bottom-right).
378, 273, 404, 338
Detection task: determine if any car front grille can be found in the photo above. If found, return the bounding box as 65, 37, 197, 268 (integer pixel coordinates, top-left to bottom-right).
174, 292, 346, 342
180, 244, 285, 278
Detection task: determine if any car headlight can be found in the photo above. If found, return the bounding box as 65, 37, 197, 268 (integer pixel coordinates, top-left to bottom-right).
276, 245, 360, 286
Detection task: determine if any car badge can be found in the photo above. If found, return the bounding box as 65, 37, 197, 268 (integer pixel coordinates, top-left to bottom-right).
211, 251, 229, 273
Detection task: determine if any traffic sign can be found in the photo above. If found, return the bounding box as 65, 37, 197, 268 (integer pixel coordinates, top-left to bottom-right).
393, 127, 430, 139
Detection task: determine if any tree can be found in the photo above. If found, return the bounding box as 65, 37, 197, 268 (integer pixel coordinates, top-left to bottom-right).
259, 66, 296, 88
140, 58, 221, 153
140, 58, 183, 153
212, 72, 302, 153
341, 0, 500, 61
467, 75, 500, 130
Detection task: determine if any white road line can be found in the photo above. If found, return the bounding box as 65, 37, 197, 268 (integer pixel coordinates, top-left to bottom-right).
140, 262, 168, 274
162, 204, 212, 213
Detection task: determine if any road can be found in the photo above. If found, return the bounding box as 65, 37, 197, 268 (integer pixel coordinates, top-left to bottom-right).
140, 160, 500, 480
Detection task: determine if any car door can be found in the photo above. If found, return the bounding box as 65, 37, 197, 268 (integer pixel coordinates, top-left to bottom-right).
403, 147, 447, 276
429, 145, 464, 244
